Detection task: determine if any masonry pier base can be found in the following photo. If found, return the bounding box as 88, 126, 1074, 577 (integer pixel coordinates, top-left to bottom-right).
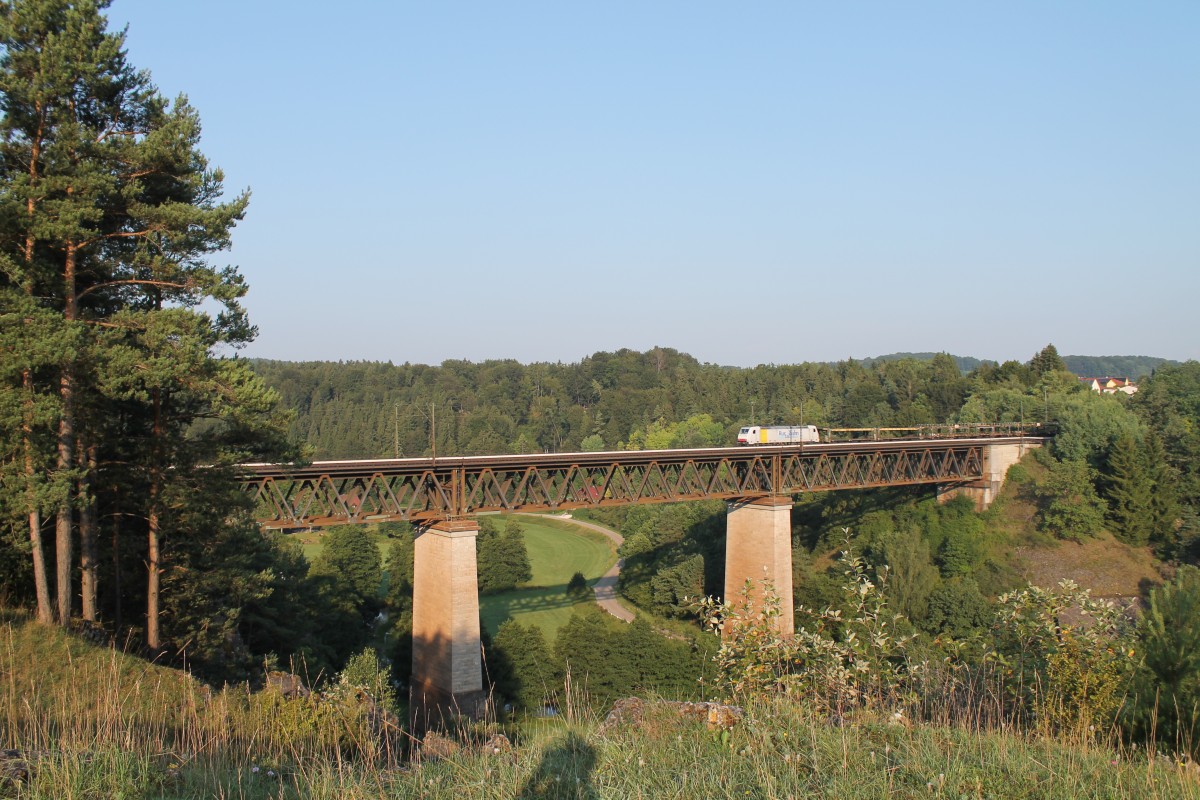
937, 440, 1041, 510
724, 497, 794, 636
410, 518, 488, 732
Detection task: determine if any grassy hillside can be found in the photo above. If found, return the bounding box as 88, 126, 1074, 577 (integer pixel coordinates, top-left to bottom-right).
986, 451, 1166, 598
479, 514, 617, 637
2, 613, 1198, 798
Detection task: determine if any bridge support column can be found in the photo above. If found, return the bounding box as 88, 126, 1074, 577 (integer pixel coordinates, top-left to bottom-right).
410, 519, 487, 731
725, 497, 794, 636
938, 440, 1042, 510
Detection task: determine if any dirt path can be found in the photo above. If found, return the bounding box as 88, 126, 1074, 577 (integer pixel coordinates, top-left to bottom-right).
543, 514, 635, 623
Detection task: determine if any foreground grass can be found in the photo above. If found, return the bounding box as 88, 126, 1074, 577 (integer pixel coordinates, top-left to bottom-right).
3, 613, 1199, 799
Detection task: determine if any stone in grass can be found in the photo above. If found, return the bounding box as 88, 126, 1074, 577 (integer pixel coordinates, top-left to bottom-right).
418, 731, 461, 762
598, 697, 745, 735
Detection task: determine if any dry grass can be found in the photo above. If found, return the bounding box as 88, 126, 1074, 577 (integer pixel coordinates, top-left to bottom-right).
1015, 532, 1163, 601
3, 611, 1200, 798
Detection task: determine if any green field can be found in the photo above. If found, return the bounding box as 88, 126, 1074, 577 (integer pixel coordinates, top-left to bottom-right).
480, 514, 617, 638
296, 515, 618, 639
293, 528, 394, 564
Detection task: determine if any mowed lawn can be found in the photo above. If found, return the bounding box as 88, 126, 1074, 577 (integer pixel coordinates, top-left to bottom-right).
479, 514, 617, 639
293, 529, 394, 565
294, 515, 618, 640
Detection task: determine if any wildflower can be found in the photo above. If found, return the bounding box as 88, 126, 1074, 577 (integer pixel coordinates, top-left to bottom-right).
251, 765, 260, 774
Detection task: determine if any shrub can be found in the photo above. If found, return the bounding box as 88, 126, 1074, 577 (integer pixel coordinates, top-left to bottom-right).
923, 577, 990, 638
1122, 566, 1200, 755
696, 541, 914, 715
990, 580, 1133, 737
334, 647, 399, 714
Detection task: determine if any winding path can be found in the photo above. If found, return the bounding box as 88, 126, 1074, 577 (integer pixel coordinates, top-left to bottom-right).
547, 514, 635, 623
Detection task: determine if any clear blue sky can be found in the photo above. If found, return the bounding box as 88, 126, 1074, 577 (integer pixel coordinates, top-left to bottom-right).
107, 1, 1199, 367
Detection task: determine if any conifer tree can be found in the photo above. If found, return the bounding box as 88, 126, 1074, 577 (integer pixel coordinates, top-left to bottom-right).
1103, 434, 1154, 546
1, 1, 287, 655
1143, 432, 1182, 546
1029, 344, 1068, 378
491, 619, 558, 712
309, 525, 384, 616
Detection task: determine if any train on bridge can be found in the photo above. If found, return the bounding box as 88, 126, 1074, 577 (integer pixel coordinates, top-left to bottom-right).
737, 424, 821, 445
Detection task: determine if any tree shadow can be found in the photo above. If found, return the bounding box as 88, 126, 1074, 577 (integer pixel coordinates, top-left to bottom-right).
482, 584, 582, 623
518, 731, 599, 800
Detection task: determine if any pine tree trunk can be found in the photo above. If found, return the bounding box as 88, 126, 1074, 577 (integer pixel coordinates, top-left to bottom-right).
23, 373, 53, 624
147, 489, 160, 650
146, 388, 162, 651
112, 492, 123, 631
79, 441, 99, 621
22, 118, 52, 625
56, 366, 75, 624
55, 242, 78, 624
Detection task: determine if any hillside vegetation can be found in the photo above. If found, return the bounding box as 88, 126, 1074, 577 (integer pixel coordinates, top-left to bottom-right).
1062, 355, 1180, 380
3, 612, 1199, 799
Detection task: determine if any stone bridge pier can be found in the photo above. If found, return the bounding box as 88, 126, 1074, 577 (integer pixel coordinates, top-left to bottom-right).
410, 519, 487, 731
937, 440, 1041, 510
724, 497, 795, 636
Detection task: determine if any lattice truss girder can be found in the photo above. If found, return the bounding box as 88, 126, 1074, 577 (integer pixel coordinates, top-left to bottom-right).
780, 446, 983, 491
244, 445, 987, 529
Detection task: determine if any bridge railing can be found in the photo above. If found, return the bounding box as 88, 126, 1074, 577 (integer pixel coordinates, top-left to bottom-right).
820, 421, 1054, 442
237, 434, 1046, 529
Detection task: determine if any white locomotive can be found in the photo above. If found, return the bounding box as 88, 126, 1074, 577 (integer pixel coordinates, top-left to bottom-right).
737, 425, 820, 445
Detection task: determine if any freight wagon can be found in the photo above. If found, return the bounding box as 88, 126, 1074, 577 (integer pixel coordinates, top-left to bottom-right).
736, 425, 820, 445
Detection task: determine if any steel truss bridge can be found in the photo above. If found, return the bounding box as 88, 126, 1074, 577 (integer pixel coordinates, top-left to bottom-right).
240, 424, 1048, 529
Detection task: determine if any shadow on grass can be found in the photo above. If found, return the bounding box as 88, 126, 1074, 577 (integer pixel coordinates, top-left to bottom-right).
484, 583, 576, 612
480, 583, 599, 636
0, 607, 31, 625
518, 731, 598, 800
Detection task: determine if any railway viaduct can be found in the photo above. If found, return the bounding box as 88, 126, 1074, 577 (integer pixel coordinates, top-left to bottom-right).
238, 424, 1045, 726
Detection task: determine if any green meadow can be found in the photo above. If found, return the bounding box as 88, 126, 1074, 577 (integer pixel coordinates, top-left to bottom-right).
297, 514, 619, 638
479, 514, 618, 638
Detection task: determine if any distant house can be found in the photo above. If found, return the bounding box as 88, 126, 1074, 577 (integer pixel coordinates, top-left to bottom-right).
1078, 376, 1138, 395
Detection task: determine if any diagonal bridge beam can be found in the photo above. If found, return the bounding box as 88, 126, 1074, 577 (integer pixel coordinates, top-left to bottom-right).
236, 437, 1041, 529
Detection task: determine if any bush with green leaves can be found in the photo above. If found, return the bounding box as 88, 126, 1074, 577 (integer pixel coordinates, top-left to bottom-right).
923, 576, 990, 638
990, 580, 1134, 737
334, 647, 398, 714
697, 543, 914, 715
1033, 453, 1107, 541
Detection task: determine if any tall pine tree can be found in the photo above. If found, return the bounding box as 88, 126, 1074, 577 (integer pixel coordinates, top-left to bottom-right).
1104, 434, 1155, 546
1, 1, 290, 659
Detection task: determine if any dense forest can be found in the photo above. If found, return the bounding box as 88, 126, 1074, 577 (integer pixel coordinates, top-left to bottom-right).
248, 348, 1182, 463
1061, 354, 1179, 379
247, 348, 1036, 459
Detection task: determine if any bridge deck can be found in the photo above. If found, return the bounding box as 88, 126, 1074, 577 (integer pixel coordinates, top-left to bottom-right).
241, 435, 1044, 529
